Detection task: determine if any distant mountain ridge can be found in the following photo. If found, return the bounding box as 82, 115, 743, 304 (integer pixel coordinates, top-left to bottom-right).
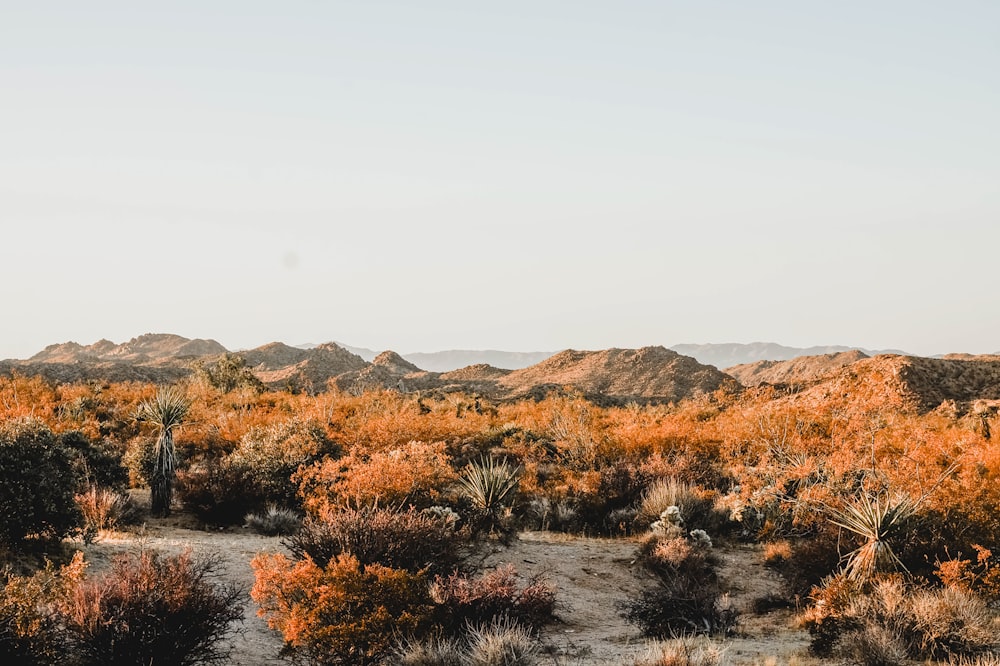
670, 342, 909, 370
7, 334, 1000, 412
2, 335, 734, 404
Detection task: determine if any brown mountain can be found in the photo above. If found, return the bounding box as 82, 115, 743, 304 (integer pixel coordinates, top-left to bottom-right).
7, 336, 739, 404
498, 346, 739, 404
725, 350, 869, 387
243, 342, 368, 391
792, 355, 1000, 414
30, 334, 226, 363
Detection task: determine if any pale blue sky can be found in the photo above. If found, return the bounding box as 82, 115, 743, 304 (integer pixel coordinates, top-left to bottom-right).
2, 1, 998, 359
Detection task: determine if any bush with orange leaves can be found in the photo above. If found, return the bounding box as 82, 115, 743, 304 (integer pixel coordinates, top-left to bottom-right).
0, 552, 85, 663
251, 553, 434, 666
297, 440, 457, 514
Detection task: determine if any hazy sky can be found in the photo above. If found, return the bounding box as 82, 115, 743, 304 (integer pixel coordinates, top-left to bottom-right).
2, 1, 998, 360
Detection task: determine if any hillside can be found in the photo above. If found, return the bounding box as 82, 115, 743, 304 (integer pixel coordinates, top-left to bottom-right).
4, 335, 744, 404
791, 354, 1000, 414
670, 342, 906, 369
725, 350, 869, 387
499, 346, 739, 404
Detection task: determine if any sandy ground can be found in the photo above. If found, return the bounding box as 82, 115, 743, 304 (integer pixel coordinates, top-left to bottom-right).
77, 494, 816, 665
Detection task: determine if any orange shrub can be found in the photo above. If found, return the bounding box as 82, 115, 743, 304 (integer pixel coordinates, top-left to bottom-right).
251, 553, 433, 666
298, 440, 457, 513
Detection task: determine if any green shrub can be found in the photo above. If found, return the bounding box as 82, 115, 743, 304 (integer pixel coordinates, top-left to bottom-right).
60, 431, 130, 491
61, 548, 244, 665
176, 459, 263, 525
229, 418, 335, 508
0, 419, 82, 548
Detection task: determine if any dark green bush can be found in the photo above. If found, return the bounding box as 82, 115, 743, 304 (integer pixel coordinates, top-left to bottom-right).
0, 419, 81, 548
176, 460, 263, 525
60, 431, 130, 491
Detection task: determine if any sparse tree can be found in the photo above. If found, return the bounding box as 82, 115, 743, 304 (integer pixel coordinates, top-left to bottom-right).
137, 388, 190, 517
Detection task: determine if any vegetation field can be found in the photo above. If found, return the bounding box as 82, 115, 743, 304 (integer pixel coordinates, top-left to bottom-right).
3, 350, 1000, 665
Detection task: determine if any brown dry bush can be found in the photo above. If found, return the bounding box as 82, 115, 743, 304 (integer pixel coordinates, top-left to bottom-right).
800, 576, 998, 661
0, 552, 84, 663
429, 564, 556, 634
61, 548, 244, 666
286, 505, 468, 574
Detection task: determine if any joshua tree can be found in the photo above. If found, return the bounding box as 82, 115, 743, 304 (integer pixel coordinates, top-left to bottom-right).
137, 388, 190, 517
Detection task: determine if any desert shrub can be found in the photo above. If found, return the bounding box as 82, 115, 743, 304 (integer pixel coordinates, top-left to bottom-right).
251, 552, 434, 666
622, 532, 736, 638
75, 486, 138, 535
60, 431, 130, 491
619, 582, 738, 639
393, 618, 542, 666
176, 459, 264, 525
245, 506, 302, 536
193, 353, 265, 394
229, 418, 335, 509
60, 548, 244, 666
464, 617, 540, 666
800, 576, 997, 660
429, 564, 556, 634
778, 526, 848, 598
298, 441, 456, 514
0, 419, 82, 548
935, 545, 1000, 603
123, 436, 158, 487
635, 478, 721, 534
286, 506, 467, 574
0, 552, 84, 663
624, 636, 726, 666
761, 541, 792, 569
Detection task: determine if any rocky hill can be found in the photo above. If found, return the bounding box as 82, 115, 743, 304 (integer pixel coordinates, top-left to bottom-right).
725, 350, 869, 387
791, 354, 1000, 414
498, 346, 740, 404
30, 334, 226, 363
670, 342, 906, 369
4, 336, 739, 404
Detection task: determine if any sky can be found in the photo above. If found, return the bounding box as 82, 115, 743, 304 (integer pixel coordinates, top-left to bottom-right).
2, 1, 998, 360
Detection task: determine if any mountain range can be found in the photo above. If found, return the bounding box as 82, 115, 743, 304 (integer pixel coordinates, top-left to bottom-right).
5, 334, 1000, 413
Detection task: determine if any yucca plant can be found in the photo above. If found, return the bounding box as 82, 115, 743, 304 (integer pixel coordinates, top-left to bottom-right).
828, 493, 916, 583
136, 388, 190, 517
458, 457, 521, 537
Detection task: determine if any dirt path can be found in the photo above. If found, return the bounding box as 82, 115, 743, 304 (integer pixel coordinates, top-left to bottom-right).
79, 508, 814, 665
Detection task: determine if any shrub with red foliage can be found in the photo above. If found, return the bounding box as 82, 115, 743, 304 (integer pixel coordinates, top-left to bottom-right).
429, 564, 556, 633
61, 549, 244, 666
